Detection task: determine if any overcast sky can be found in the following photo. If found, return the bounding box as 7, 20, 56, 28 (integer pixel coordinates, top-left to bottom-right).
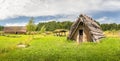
0, 0, 120, 26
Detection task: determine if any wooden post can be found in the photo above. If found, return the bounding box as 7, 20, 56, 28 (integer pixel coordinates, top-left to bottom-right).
77, 33, 80, 44
64, 32, 66, 36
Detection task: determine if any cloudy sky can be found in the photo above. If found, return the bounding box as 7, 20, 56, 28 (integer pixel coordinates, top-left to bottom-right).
0, 0, 120, 26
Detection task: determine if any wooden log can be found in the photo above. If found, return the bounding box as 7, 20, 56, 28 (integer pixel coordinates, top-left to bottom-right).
93, 35, 104, 40
90, 31, 103, 34
87, 26, 103, 33
84, 15, 101, 28
90, 31, 104, 36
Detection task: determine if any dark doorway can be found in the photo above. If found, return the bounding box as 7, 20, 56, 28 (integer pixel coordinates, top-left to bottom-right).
16, 32, 18, 34
79, 30, 83, 35
79, 30, 83, 42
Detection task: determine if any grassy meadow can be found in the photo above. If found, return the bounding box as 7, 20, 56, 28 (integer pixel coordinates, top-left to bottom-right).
0, 31, 120, 61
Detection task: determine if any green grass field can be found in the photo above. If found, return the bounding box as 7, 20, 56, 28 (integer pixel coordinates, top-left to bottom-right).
0, 34, 120, 61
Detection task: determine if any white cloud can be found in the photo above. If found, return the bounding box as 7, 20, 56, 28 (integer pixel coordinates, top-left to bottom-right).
0, 0, 120, 20
96, 17, 118, 24
5, 23, 27, 26
97, 17, 108, 22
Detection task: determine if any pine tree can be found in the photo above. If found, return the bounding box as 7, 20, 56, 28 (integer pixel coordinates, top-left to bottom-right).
26, 17, 36, 34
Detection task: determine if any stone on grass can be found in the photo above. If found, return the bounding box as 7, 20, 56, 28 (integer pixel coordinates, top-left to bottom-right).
17, 43, 30, 48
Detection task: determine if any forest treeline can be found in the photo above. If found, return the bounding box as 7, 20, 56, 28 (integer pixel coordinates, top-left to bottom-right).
36, 21, 120, 31
0, 21, 120, 31
101, 23, 120, 31
36, 21, 73, 31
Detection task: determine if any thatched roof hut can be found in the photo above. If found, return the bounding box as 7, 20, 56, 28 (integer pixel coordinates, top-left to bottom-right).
68, 14, 104, 43
53, 29, 67, 36
4, 26, 27, 34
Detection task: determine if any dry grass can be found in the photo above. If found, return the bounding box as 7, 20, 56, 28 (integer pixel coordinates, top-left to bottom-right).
104, 31, 120, 38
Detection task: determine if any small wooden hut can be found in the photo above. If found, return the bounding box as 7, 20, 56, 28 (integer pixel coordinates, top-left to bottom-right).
4, 26, 27, 34
68, 14, 104, 43
53, 29, 67, 36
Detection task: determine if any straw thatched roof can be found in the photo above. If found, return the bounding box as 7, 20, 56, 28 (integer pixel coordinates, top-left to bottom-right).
53, 29, 67, 33
4, 26, 27, 34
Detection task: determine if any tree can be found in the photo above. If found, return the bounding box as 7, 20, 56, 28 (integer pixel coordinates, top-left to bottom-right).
0, 26, 4, 31
26, 17, 36, 34
24, 17, 36, 46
